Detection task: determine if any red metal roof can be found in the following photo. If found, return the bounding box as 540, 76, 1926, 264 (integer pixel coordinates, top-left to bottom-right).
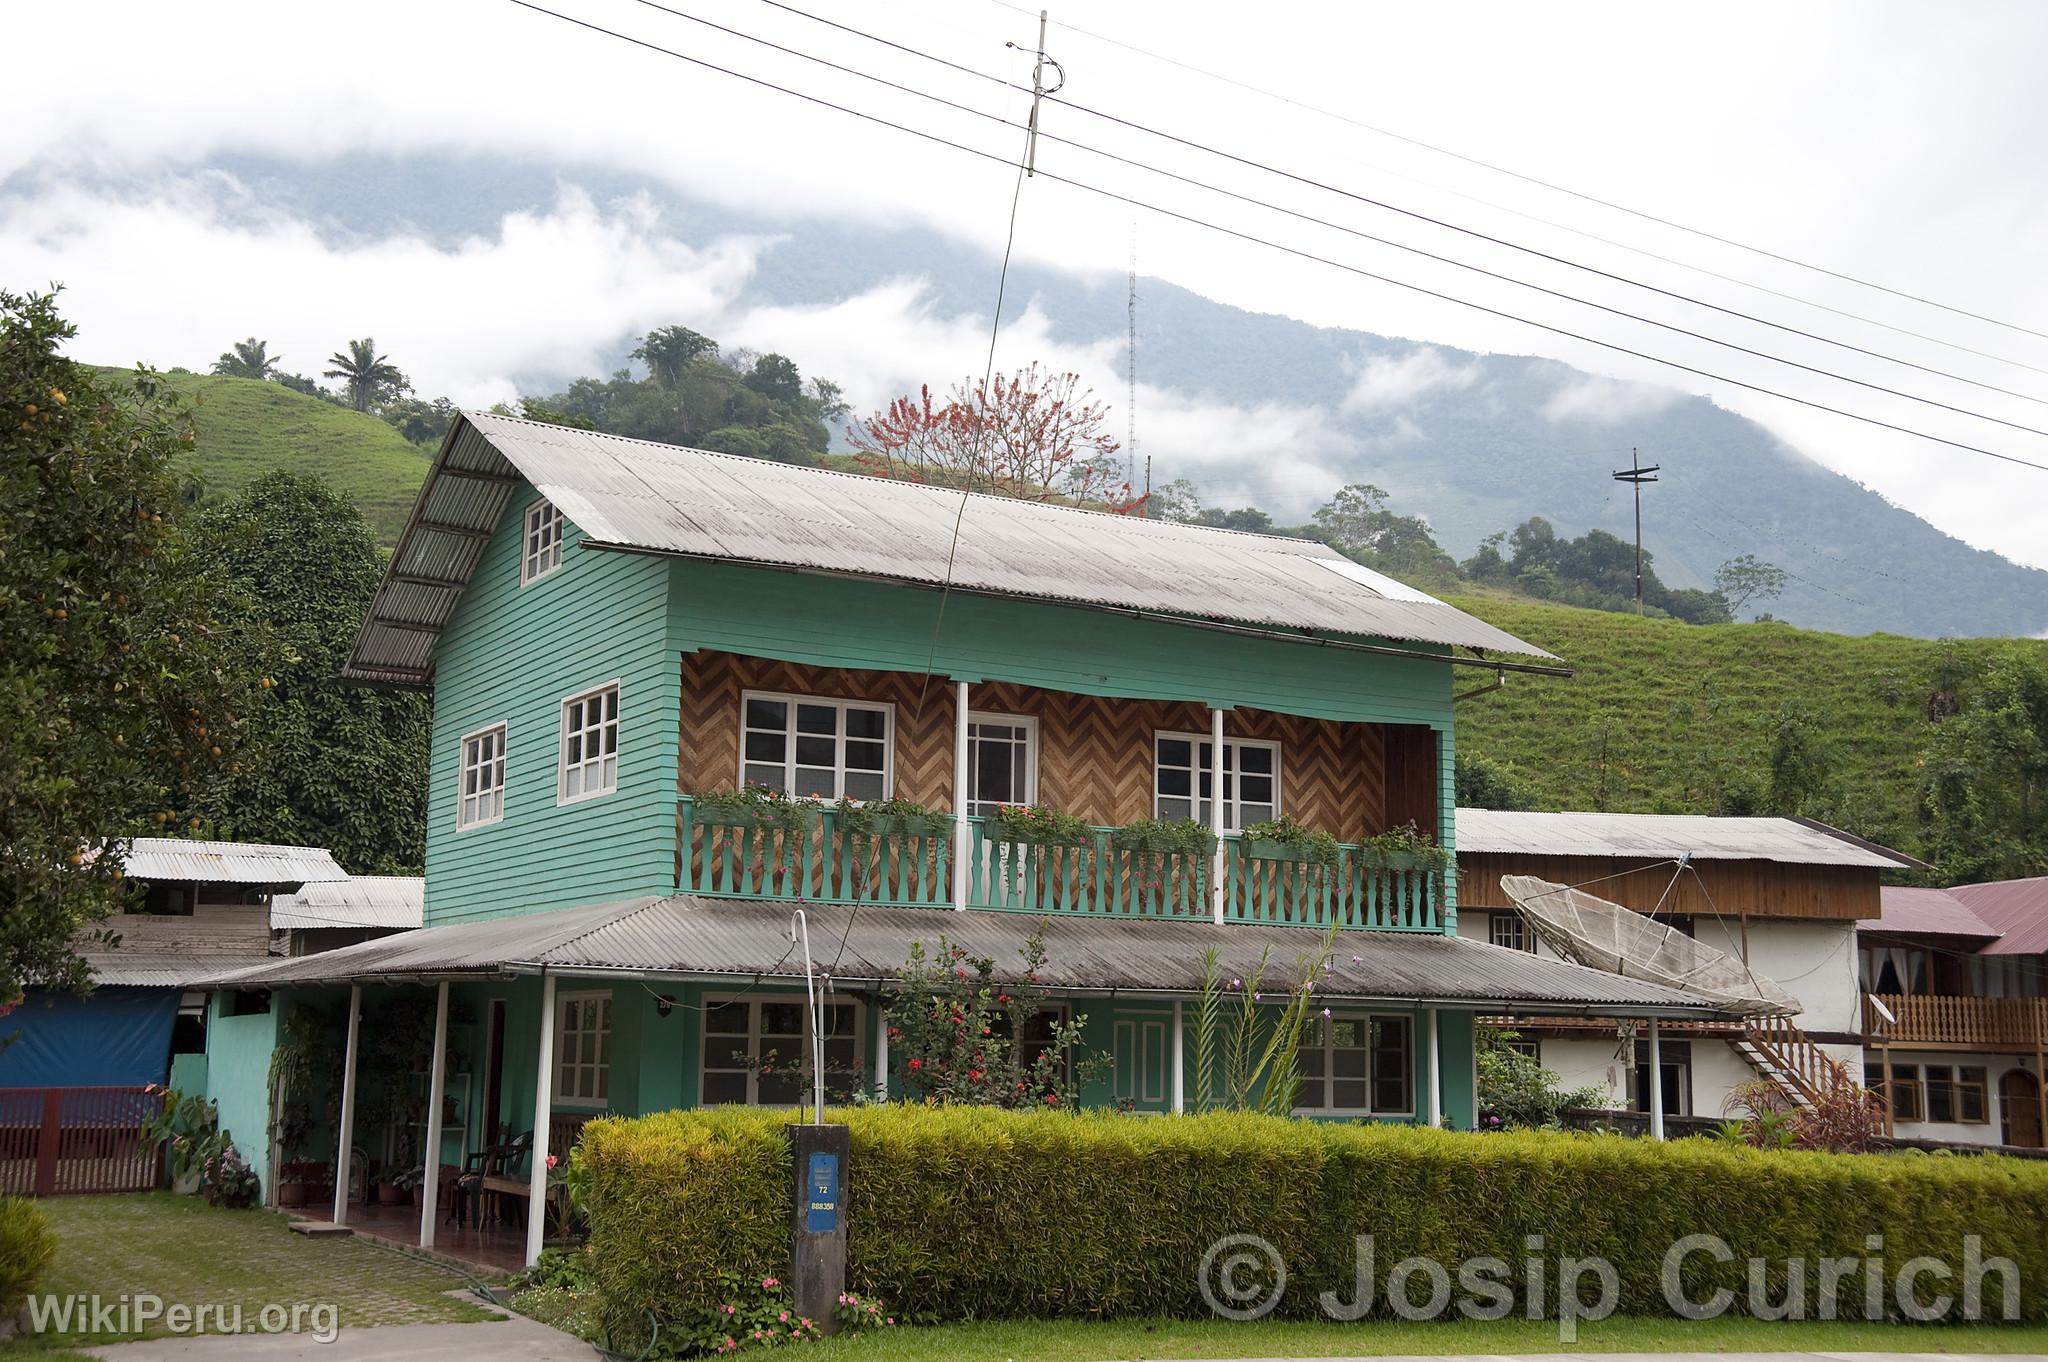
1947, 877, 2048, 957
1867, 886, 2001, 940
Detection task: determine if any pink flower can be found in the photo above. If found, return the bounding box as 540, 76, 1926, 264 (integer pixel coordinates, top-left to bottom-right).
886, 1316, 895, 1325
545, 1154, 558, 1170
762, 1277, 780, 1288
722, 1303, 736, 1314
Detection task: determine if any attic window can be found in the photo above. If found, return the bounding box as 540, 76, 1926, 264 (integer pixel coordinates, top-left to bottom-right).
522, 498, 565, 584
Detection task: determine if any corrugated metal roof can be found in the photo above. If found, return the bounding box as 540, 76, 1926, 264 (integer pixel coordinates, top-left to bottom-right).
1948, 878, 2048, 957
122, 838, 350, 887
204, 896, 1727, 1016
1453, 809, 1921, 870
345, 413, 1553, 684
85, 953, 278, 988
1863, 886, 2002, 940
270, 876, 424, 932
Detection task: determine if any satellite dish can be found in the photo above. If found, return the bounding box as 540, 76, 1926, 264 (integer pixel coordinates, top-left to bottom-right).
1500, 874, 1800, 1018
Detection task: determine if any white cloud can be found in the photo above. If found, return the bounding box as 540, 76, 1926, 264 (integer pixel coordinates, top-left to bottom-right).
1540, 372, 1685, 426
1341, 346, 1480, 414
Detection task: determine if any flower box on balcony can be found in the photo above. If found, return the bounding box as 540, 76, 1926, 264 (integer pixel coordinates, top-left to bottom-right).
690, 789, 819, 839
1241, 816, 1339, 867
857, 813, 952, 839
1112, 818, 1217, 858
989, 805, 1092, 848
1245, 837, 1327, 864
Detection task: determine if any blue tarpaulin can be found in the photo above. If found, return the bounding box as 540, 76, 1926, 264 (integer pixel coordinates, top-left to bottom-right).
0, 987, 180, 1088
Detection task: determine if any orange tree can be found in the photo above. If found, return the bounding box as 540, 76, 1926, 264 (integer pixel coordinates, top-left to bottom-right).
0, 290, 273, 1003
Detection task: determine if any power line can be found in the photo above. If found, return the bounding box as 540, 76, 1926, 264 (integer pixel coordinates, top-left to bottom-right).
976, 0, 2048, 347
752, 0, 2048, 413
496, 0, 2048, 474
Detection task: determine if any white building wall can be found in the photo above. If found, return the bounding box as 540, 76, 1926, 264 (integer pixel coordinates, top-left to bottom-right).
1869, 1051, 2038, 1149
1537, 1036, 1626, 1106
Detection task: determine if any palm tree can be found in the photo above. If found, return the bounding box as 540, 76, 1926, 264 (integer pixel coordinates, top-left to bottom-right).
322, 338, 409, 412
211, 337, 280, 380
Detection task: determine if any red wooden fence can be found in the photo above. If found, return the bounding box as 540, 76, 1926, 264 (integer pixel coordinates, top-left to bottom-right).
0, 1087, 163, 1196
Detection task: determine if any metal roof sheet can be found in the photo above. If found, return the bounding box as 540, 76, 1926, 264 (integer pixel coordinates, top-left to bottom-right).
203, 896, 1726, 1016
1453, 809, 1920, 870
345, 413, 1553, 684
85, 953, 279, 988
1863, 886, 2002, 940
122, 838, 350, 887
1948, 878, 2048, 957
269, 876, 424, 932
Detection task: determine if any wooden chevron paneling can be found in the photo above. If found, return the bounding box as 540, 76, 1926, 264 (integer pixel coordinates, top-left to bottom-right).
679, 654, 1418, 839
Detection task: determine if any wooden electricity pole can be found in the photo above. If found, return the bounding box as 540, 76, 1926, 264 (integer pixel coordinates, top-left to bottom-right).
1612, 448, 1661, 614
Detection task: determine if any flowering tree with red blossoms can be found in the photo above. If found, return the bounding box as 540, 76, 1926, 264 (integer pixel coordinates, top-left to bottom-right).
882, 928, 1106, 1108
848, 364, 1143, 512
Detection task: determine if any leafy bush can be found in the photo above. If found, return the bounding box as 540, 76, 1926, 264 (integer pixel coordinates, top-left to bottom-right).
1475, 1026, 1602, 1129
581, 1106, 2048, 1336
0, 1196, 55, 1317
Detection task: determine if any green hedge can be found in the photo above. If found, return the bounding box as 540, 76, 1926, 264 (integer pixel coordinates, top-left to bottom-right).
0, 1195, 56, 1317
579, 1107, 2048, 1340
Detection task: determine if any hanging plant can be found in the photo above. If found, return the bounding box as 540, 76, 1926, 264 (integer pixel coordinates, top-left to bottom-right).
1110, 817, 1217, 859
834, 796, 951, 840
1241, 815, 1339, 866
690, 785, 819, 839
988, 803, 1092, 847
1360, 821, 1452, 873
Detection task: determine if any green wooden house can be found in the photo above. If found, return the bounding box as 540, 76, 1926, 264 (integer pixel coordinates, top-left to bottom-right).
204, 412, 1723, 1264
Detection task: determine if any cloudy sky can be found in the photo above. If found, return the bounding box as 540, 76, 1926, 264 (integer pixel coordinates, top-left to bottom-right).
7, 0, 2047, 567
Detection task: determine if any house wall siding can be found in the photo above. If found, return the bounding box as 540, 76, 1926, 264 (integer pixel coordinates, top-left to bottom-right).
1456, 853, 1879, 922
423, 487, 681, 925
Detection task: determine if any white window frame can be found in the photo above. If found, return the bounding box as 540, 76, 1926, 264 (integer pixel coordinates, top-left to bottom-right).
1295, 1012, 1415, 1118
737, 690, 894, 802
698, 994, 866, 1108
965, 711, 1039, 816
553, 990, 612, 1110
1152, 731, 1282, 832
558, 681, 621, 805
456, 722, 508, 830
1488, 911, 1534, 953
521, 498, 565, 585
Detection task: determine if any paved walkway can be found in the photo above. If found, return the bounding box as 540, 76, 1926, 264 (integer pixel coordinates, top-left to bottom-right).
84, 1295, 599, 1362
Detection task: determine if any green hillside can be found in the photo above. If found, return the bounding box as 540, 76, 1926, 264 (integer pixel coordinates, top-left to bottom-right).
98, 367, 431, 542
1447, 590, 2047, 858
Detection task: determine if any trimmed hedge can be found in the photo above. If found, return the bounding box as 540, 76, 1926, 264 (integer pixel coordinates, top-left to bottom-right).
579, 1107, 2048, 1340
0, 1195, 56, 1317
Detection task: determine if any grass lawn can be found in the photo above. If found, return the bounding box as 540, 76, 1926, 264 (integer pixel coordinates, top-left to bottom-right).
794, 1314, 2048, 1360
14, 1193, 497, 1352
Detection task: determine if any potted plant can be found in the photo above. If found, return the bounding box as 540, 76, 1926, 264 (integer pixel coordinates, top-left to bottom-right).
277, 1168, 312, 1207
1242, 815, 1339, 866
1360, 821, 1452, 873
833, 796, 949, 839
393, 1165, 426, 1207
1110, 817, 1217, 859
691, 785, 819, 839
375, 1167, 411, 1206
988, 803, 1092, 847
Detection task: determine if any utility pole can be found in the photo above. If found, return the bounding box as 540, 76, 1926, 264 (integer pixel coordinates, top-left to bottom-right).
1611, 448, 1660, 614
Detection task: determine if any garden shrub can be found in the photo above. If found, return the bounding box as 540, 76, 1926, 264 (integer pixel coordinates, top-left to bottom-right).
581, 1106, 2048, 1340
0, 1195, 57, 1317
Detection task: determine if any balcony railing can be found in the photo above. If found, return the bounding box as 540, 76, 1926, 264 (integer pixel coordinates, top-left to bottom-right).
1864, 992, 2048, 1048
675, 796, 1447, 932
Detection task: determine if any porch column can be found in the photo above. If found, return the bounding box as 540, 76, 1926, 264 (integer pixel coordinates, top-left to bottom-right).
953, 680, 970, 912
1171, 1000, 1185, 1115
526, 971, 557, 1268
1209, 706, 1226, 925
331, 984, 361, 1225
874, 997, 890, 1102
1647, 1018, 1666, 1141
419, 981, 450, 1250
1425, 1006, 1442, 1128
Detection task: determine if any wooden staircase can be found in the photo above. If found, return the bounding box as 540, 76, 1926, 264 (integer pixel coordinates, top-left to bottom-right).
1734, 1016, 1832, 1111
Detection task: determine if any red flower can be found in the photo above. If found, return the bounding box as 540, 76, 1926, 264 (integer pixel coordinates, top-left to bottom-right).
907, 1058, 922, 1071
1044, 1093, 1059, 1105
968, 1069, 982, 1081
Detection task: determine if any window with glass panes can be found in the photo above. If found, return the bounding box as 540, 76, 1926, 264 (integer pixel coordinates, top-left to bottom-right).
966, 714, 1036, 815
558, 684, 618, 801
458, 724, 506, 829
1886, 1064, 1924, 1121
554, 993, 611, 1108
699, 997, 864, 1106
522, 498, 564, 584
1296, 1014, 1412, 1115
1488, 912, 1533, 952
1153, 734, 1279, 831
740, 694, 890, 801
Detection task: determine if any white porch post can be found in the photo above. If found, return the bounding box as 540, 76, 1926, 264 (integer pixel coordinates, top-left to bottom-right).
953, 679, 970, 912
874, 999, 890, 1102
1209, 706, 1226, 925
1647, 1018, 1666, 1141
419, 981, 450, 1250
1171, 1000, 1185, 1114
526, 971, 557, 1268
1426, 1006, 1442, 1129
331, 984, 361, 1225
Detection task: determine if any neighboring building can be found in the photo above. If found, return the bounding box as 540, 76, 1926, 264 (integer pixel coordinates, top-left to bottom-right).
271, 876, 424, 956
1860, 878, 2048, 1149
1453, 809, 1925, 1120
204, 414, 1731, 1256
0, 839, 348, 1090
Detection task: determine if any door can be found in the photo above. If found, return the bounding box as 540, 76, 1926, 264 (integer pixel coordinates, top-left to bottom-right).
2000, 1070, 2042, 1148
482, 1000, 507, 1145
1113, 1018, 1170, 1112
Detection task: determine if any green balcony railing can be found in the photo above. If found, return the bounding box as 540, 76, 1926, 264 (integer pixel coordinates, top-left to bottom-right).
675, 796, 1447, 932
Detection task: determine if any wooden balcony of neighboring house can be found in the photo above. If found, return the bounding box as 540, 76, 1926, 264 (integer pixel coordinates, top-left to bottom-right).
1864, 992, 2048, 1052
674, 796, 1452, 933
